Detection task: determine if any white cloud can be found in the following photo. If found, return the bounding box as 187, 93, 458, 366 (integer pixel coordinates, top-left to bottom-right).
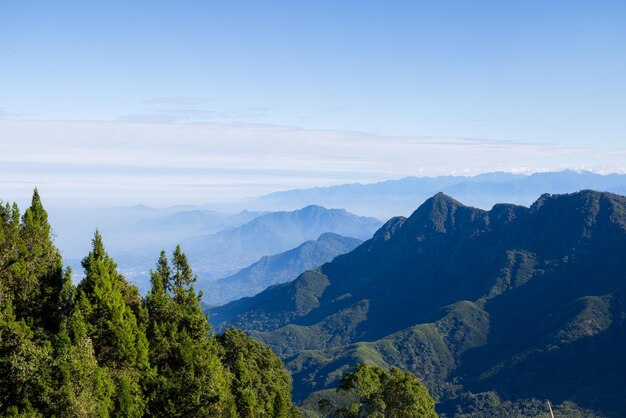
1, 119, 625, 206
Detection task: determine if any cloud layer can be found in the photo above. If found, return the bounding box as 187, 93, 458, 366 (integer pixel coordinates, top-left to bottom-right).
2, 119, 625, 207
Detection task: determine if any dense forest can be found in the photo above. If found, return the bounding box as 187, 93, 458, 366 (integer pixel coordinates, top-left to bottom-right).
0, 190, 436, 417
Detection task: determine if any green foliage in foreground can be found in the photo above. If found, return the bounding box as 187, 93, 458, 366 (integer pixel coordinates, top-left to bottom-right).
217, 328, 301, 418
317, 364, 437, 418
0, 190, 299, 417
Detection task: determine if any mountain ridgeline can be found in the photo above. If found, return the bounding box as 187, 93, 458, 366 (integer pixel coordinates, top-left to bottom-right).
201, 233, 362, 306
250, 170, 626, 218
182, 205, 382, 280
66, 205, 381, 296
211, 190, 626, 417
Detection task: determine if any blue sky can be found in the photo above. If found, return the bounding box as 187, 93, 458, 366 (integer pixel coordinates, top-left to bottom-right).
1, 1, 625, 205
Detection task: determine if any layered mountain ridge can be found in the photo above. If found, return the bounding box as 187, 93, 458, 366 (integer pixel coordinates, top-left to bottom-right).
180, 204, 381, 279
201, 233, 362, 306
250, 170, 626, 218
211, 190, 626, 416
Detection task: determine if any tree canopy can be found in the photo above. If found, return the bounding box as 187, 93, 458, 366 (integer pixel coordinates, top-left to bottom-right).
0, 190, 301, 417
319, 364, 437, 418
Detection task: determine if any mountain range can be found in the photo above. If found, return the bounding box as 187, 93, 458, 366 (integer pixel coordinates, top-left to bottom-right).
129, 209, 263, 248
58, 208, 264, 292
60, 205, 379, 296
249, 170, 626, 218
200, 233, 362, 306
182, 205, 381, 280
211, 190, 626, 417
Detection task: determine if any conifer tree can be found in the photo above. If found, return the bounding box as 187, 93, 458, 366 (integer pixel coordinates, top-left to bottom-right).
0, 298, 53, 416
0, 191, 70, 415
76, 231, 149, 417
44, 307, 115, 417
145, 247, 235, 417
0, 191, 306, 417
1, 190, 65, 333
0, 202, 20, 307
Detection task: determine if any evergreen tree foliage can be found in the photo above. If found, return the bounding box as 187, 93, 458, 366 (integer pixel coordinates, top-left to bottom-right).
144, 247, 235, 417
44, 309, 115, 417
76, 231, 150, 417
0, 202, 20, 307
0, 299, 53, 415
320, 364, 437, 418
217, 328, 300, 418
0, 191, 71, 416
0, 190, 301, 417
1, 190, 65, 333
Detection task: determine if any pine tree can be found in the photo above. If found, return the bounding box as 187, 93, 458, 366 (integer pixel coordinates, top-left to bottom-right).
76, 231, 149, 417
44, 307, 115, 417
0, 191, 307, 417
145, 247, 235, 417
0, 191, 71, 415
1, 190, 65, 333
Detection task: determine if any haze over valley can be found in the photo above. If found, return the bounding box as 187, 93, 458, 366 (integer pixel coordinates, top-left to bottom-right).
42, 170, 626, 301
3, 1, 626, 416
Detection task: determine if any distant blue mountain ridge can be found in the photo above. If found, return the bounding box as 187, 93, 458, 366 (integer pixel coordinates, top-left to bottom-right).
200, 232, 362, 306
248, 170, 626, 218
182, 205, 382, 280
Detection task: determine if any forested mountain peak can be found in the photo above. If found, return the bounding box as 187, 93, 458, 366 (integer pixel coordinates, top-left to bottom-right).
212, 190, 626, 416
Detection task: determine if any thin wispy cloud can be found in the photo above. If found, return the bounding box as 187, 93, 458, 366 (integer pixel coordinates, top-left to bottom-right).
118, 97, 271, 124
1, 119, 625, 206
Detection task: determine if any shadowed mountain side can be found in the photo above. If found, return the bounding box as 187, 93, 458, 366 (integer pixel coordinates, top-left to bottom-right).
200, 233, 362, 306
210, 190, 626, 416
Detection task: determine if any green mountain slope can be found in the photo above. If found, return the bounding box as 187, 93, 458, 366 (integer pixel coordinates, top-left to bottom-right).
211, 190, 626, 417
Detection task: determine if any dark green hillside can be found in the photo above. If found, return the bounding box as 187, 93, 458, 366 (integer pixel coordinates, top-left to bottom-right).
211, 190, 626, 417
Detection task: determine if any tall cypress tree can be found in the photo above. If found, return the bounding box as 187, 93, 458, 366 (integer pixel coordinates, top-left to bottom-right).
1, 190, 65, 333
145, 247, 235, 417
76, 231, 149, 417
0, 191, 70, 415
